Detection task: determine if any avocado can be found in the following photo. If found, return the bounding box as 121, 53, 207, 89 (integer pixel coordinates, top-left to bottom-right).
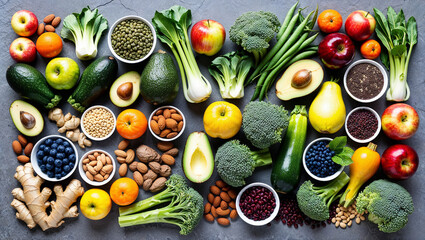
140, 50, 179, 105
110, 71, 141, 107
182, 132, 214, 183
10, 100, 44, 136
275, 59, 324, 101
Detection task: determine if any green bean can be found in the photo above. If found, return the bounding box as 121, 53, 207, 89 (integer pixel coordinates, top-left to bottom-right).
276, 1, 299, 40
272, 33, 318, 69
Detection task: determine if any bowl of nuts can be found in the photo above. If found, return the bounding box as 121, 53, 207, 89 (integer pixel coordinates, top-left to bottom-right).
148, 106, 185, 141
81, 105, 116, 141
78, 149, 116, 186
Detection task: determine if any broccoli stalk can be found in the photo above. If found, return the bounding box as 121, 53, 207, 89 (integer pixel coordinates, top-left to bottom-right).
296, 172, 350, 221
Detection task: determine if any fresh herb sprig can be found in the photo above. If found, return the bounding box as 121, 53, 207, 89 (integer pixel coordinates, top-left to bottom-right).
328, 136, 354, 166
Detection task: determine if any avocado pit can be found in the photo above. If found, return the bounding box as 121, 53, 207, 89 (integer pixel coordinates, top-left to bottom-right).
117, 82, 133, 100
20, 111, 36, 129
291, 69, 312, 89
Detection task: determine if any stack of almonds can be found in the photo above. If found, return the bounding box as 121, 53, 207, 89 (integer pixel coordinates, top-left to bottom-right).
38, 14, 61, 35
331, 201, 366, 229
82, 151, 114, 182
150, 108, 184, 139
12, 135, 33, 164
204, 180, 238, 226
115, 140, 178, 193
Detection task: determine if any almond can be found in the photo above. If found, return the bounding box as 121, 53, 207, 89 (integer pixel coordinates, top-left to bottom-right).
159, 129, 171, 138
161, 154, 175, 165
204, 202, 212, 214
89, 160, 97, 166
94, 174, 104, 182
157, 116, 166, 130
169, 109, 176, 113
215, 180, 227, 188
222, 186, 230, 191
125, 149, 135, 164
93, 152, 99, 158
213, 196, 221, 208
204, 214, 214, 222
118, 139, 130, 150
87, 165, 97, 176
83, 164, 87, 172
150, 120, 160, 135
17, 135, 27, 147
149, 177, 166, 192
211, 206, 218, 218
117, 156, 126, 164
12, 140, 22, 155
102, 165, 113, 174
163, 108, 171, 118
216, 207, 230, 216
129, 162, 138, 171
45, 25, 55, 32
208, 193, 214, 204
136, 162, 148, 174
210, 185, 221, 195
152, 116, 158, 121
88, 154, 96, 160
133, 171, 144, 186
149, 161, 161, 174
166, 132, 178, 139
99, 153, 106, 165
43, 14, 55, 23
37, 23, 45, 35
220, 192, 231, 202
230, 209, 238, 220
229, 201, 236, 209
86, 171, 94, 181
94, 159, 103, 172
217, 218, 230, 226
155, 109, 163, 116
82, 158, 90, 164
171, 113, 183, 122
114, 149, 127, 158
106, 156, 112, 164
165, 118, 178, 129
228, 189, 237, 199
17, 155, 30, 163
119, 163, 128, 177
156, 141, 174, 152
100, 170, 106, 176
51, 16, 61, 27
220, 201, 228, 210
104, 174, 110, 180
164, 148, 179, 157
177, 121, 184, 132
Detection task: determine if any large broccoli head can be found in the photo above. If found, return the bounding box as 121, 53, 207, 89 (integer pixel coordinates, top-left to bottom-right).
229, 11, 280, 64
242, 101, 289, 149
215, 140, 272, 187
356, 179, 414, 233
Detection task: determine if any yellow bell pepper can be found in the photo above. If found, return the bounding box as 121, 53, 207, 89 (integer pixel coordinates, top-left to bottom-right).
203, 101, 242, 139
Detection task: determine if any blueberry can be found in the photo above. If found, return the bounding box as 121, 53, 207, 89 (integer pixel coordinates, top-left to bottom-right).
61, 171, 67, 177
40, 164, 47, 172
45, 138, 53, 146
49, 149, 57, 157
51, 143, 58, 150
46, 163, 53, 170
63, 158, 69, 165
65, 147, 73, 155
63, 165, 71, 173
44, 146, 51, 154
57, 145, 65, 153
55, 174, 62, 179
55, 138, 63, 145
56, 153, 65, 159
55, 159, 62, 167
36, 150, 44, 159
43, 156, 48, 163
69, 154, 76, 162
47, 171, 54, 178
37, 159, 43, 166
69, 162, 74, 169
63, 141, 70, 147
55, 167, 62, 173
47, 156, 54, 164
39, 144, 46, 150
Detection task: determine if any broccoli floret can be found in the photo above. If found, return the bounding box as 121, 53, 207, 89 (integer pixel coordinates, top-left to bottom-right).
118, 174, 203, 235
356, 179, 414, 233
242, 101, 289, 149
229, 11, 280, 65
296, 172, 350, 221
215, 140, 273, 187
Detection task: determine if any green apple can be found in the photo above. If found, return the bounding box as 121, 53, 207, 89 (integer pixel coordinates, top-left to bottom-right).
45, 57, 80, 90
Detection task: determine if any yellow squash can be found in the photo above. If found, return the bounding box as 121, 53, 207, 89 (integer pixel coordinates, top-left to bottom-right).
203, 101, 242, 139
308, 79, 346, 134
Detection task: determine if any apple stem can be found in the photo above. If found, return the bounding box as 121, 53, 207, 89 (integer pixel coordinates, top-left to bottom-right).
207, 19, 210, 28
367, 142, 377, 152
365, 12, 370, 18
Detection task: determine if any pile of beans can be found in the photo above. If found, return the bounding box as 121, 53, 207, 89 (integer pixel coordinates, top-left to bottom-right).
305, 140, 340, 178
239, 186, 276, 221
346, 109, 378, 140
83, 107, 115, 139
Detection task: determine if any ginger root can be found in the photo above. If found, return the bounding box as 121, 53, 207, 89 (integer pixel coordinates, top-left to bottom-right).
66, 129, 92, 148
11, 163, 84, 231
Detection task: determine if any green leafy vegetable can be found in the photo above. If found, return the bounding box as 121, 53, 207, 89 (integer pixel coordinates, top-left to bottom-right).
61, 7, 108, 60
209, 51, 254, 99
373, 7, 417, 102
152, 6, 212, 103
328, 136, 354, 166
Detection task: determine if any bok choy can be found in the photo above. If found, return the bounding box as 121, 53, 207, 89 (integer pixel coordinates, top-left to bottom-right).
373, 7, 417, 102
152, 5, 212, 103
61, 7, 108, 60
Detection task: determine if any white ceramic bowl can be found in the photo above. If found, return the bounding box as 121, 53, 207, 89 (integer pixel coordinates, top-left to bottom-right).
31, 135, 78, 182
236, 182, 280, 226
78, 149, 116, 186
343, 59, 388, 103
148, 105, 186, 142
302, 137, 344, 182
345, 106, 381, 144
81, 105, 116, 141
107, 15, 157, 64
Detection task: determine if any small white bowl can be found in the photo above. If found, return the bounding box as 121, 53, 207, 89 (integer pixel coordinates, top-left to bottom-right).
343, 59, 388, 103
81, 105, 116, 141
31, 135, 78, 182
236, 182, 280, 226
148, 106, 186, 142
107, 15, 157, 64
78, 149, 116, 186
302, 137, 344, 182
345, 107, 381, 144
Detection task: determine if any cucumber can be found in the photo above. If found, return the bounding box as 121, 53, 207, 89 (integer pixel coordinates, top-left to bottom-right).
271, 105, 307, 193
6, 63, 61, 109
68, 56, 118, 112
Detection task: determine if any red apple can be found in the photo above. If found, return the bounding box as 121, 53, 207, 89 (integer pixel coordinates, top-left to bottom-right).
190, 19, 225, 56
345, 10, 376, 41
11, 10, 38, 37
381, 103, 419, 140
9, 37, 36, 62
318, 33, 355, 69
381, 144, 419, 180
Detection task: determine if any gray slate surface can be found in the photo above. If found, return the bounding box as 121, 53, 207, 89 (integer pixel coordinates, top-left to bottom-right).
1, 0, 424, 239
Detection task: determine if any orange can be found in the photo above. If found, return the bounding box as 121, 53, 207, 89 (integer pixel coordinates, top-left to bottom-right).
116, 109, 147, 139
361, 39, 381, 60
110, 177, 139, 206
317, 9, 343, 33
36, 32, 63, 58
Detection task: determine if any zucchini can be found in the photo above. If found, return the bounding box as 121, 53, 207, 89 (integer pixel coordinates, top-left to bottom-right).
6, 63, 61, 109
271, 105, 307, 193
68, 56, 118, 112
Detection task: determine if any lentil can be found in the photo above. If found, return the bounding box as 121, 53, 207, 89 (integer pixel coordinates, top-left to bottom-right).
346, 63, 384, 100
347, 109, 378, 140
83, 107, 115, 138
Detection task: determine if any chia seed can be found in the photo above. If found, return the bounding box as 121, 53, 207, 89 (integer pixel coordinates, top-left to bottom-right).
346, 63, 384, 100
347, 109, 378, 140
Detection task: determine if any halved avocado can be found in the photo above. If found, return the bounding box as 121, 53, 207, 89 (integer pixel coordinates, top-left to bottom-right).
276, 59, 324, 101
183, 132, 214, 183
110, 71, 141, 107
10, 100, 44, 136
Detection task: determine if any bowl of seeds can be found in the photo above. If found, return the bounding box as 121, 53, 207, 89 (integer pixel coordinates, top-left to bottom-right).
81, 105, 116, 141
108, 15, 156, 64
